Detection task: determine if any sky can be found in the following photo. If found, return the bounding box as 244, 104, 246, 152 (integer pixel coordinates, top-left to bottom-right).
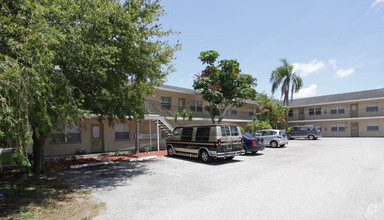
158, 0, 384, 100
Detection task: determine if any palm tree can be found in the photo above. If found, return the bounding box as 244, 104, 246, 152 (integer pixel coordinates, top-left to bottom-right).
270, 58, 303, 130
270, 58, 303, 106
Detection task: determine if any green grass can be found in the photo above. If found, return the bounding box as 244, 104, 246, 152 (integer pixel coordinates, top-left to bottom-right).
0, 171, 104, 219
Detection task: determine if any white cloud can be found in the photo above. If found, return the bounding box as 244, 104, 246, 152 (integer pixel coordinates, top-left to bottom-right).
371, 0, 384, 8
294, 84, 318, 98
328, 59, 337, 69
293, 59, 325, 77
336, 68, 354, 78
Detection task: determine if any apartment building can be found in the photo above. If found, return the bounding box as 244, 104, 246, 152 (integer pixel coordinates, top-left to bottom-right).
287, 88, 384, 137
44, 85, 258, 156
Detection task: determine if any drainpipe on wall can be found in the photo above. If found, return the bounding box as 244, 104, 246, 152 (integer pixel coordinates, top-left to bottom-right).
156, 120, 160, 151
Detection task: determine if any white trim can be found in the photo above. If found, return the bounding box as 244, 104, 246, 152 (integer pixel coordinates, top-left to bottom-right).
288, 116, 384, 123
290, 97, 384, 108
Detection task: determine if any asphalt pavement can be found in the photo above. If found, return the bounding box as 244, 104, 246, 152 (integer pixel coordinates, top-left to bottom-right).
61, 137, 384, 220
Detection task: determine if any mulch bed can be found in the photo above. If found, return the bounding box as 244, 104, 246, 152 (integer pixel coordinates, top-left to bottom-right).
99, 150, 167, 162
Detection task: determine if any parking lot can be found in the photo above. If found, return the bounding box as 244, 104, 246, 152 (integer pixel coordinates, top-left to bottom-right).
64, 138, 384, 219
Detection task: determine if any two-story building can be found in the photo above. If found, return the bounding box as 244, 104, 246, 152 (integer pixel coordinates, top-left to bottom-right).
287, 88, 384, 137
43, 84, 258, 156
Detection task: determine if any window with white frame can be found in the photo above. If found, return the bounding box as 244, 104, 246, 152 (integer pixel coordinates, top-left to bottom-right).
231, 106, 237, 115
309, 107, 321, 116
367, 121, 379, 131
161, 96, 172, 109
115, 124, 130, 140
366, 102, 378, 112
288, 109, 294, 117
331, 123, 346, 132
330, 105, 345, 114
249, 107, 254, 116
52, 124, 81, 143
190, 100, 203, 112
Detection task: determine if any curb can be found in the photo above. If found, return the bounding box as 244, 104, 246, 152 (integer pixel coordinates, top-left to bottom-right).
70, 161, 109, 169
128, 156, 158, 162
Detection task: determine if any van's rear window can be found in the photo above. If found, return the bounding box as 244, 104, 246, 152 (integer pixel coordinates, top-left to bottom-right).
230, 126, 239, 136
221, 126, 230, 136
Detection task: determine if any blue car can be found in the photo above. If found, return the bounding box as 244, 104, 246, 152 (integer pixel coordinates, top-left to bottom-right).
242, 132, 265, 154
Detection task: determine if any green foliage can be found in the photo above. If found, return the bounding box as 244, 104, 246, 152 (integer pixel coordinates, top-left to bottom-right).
115, 149, 121, 156
270, 58, 303, 106
245, 120, 272, 133
174, 109, 194, 125
253, 93, 289, 129
193, 50, 257, 123
0, 0, 179, 174
144, 146, 150, 153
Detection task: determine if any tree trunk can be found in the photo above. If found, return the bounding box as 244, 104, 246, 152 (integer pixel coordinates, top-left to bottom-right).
135, 121, 140, 154
209, 103, 215, 124
32, 126, 46, 175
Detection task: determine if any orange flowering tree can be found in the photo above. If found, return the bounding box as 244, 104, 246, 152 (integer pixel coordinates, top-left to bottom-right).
193, 50, 257, 123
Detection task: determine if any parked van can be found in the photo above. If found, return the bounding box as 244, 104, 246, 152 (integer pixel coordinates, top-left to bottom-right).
286, 125, 321, 140
166, 124, 245, 162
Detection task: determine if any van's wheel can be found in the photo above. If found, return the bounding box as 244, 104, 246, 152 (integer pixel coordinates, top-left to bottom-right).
270, 141, 278, 148
308, 135, 315, 140
287, 135, 292, 140
167, 146, 175, 156
200, 150, 212, 162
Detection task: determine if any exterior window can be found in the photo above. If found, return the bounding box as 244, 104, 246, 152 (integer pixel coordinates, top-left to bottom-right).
231, 107, 237, 115
190, 100, 203, 112
52, 124, 81, 143
331, 105, 345, 114
196, 127, 210, 142
115, 124, 130, 140
288, 109, 293, 117
230, 125, 239, 136
161, 96, 172, 109
366, 102, 378, 112
181, 127, 193, 141
249, 107, 254, 116
172, 127, 181, 136
367, 122, 379, 131
309, 107, 321, 116
331, 123, 346, 132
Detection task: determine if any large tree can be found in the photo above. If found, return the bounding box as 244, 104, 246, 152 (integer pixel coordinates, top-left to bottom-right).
193, 50, 257, 123
270, 58, 303, 130
0, 0, 178, 174
270, 58, 303, 106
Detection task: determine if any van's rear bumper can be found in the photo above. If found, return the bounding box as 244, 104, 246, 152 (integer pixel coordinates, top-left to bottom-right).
215, 150, 245, 158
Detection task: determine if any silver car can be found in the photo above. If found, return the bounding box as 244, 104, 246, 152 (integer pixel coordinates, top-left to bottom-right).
253, 129, 288, 148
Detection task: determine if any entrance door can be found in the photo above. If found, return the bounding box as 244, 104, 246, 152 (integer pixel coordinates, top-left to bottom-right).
178, 98, 186, 111
91, 124, 104, 152
351, 122, 359, 137
350, 104, 358, 118
299, 108, 305, 120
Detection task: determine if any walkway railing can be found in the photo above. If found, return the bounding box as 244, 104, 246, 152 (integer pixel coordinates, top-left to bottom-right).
288, 108, 384, 121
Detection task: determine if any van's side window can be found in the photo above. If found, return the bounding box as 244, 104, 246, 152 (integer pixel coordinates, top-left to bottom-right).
221, 126, 230, 136
230, 125, 239, 136
196, 127, 210, 142
173, 128, 181, 136
181, 127, 193, 141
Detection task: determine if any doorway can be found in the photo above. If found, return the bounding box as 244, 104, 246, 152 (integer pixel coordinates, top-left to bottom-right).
91, 124, 104, 152
350, 104, 358, 118
178, 98, 186, 111
351, 122, 359, 137
299, 108, 305, 120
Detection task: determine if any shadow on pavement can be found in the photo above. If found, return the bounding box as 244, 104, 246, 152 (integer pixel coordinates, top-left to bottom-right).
58, 160, 155, 191
165, 155, 242, 166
